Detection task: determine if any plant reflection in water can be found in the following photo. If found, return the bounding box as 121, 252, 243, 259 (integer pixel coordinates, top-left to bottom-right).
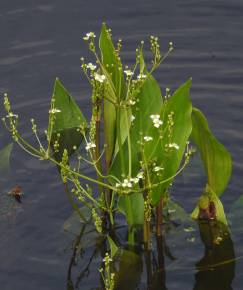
65, 218, 235, 290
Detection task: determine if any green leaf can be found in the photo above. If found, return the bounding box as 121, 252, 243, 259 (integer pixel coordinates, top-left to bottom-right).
107, 236, 119, 258
99, 23, 125, 98
99, 23, 126, 167
0, 143, 13, 174
110, 74, 163, 179
147, 79, 192, 205
48, 78, 87, 160
110, 74, 163, 225
118, 193, 144, 226
191, 185, 228, 225
191, 107, 232, 195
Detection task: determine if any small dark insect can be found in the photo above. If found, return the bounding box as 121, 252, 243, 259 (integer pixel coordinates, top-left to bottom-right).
7, 186, 23, 203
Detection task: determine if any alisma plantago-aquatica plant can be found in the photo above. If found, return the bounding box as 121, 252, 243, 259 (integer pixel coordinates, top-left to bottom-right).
2, 23, 232, 250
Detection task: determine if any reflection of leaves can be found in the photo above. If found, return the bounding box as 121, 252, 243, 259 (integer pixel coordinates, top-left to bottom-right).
0, 143, 13, 174
164, 198, 191, 224
63, 208, 104, 250
193, 221, 235, 290
113, 249, 143, 290
63, 207, 91, 233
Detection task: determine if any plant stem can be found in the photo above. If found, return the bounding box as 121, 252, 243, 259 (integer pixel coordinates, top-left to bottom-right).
116, 106, 125, 175
156, 198, 163, 236
94, 98, 104, 196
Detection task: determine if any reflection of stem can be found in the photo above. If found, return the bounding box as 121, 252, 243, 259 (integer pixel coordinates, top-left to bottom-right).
155, 235, 167, 290
144, 218, 151, 251
75, 248, 98, 289
156, 198, 163, 236
145, 250, 153, 290
66, 225, 85, 290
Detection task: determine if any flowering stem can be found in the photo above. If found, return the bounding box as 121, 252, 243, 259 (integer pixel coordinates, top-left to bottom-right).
125, 108, 132, 177
116, 106, 125, 175
94, 98, 104, 197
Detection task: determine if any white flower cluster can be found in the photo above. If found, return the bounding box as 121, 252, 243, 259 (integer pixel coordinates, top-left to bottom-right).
83, 32, 96, 41
87, 63, 97, 71
124, 70, 134, 77
150, 114, 163, 128
153, 166, 164, 172
116, 172, 144, 188
144, 136, 153, 142
129, 99, 136, 105
94, 73, 106, 83
85, 142, 96, 151
137, 74, 147, 80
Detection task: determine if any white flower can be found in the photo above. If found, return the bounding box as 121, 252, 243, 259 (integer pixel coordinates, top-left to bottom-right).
144, 136, 153, 142
49, 108, 61, 114
102, 255, 112, 262
115, 183, 121, 188
150, 114, 160, 120
130, 177, 139, 184
122, 179, 132, 188
6, 112, 18, 118
137, 171, 144, 179
168, 143, 179, 150
131, 115, 135, 122
153, 119, 163, 128
85, 142, 96, 151
153, 166, 164, 172
94, 73, 106, 83
150, 114, 163, 128
137, 74, 147, 80
129, 99, 136, 105
83, 32, 96, 40
124, 70, 134, 77
87, 62, 97, 70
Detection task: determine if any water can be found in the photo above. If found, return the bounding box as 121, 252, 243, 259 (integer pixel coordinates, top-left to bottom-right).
0, 0, 243, 289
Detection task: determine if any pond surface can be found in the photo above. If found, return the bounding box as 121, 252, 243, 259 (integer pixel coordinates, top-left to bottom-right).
1, 0, 243, 289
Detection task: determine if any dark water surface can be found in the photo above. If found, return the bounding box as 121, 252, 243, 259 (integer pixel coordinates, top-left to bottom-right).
0, 0, 243, 289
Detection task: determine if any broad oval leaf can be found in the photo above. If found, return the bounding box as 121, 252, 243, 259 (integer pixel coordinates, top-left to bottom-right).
118, 193, 144, 226
147, 79, 192, 205
191, 107, 232, 196
99, 23, 126, 167
110, 74, 163, 225
48, 78, 87, 160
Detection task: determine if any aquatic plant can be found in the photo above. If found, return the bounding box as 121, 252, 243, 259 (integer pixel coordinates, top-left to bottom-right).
2, 23, 232, 252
